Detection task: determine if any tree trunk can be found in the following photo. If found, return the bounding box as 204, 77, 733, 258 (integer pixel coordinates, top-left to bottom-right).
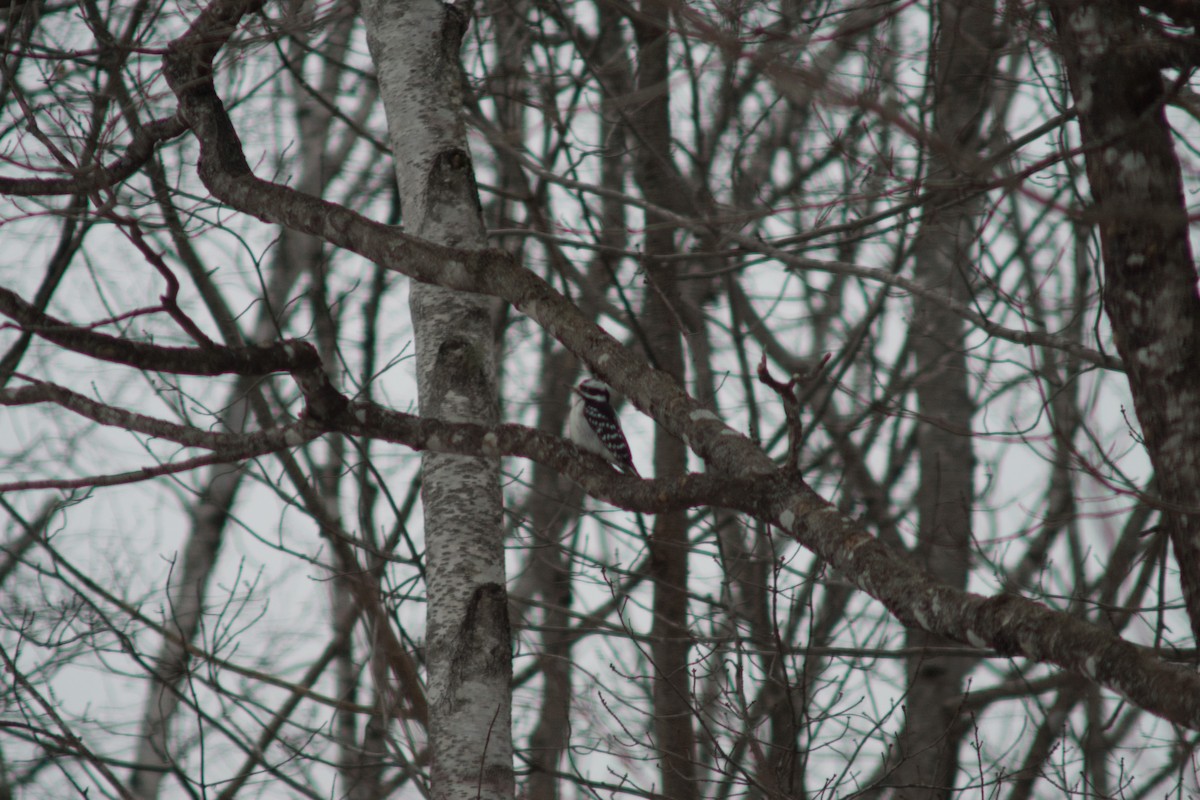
883, 0, 998, 795
362, 2, 513, 799
1050, 0, 1200, 644
630, 0, 699, 796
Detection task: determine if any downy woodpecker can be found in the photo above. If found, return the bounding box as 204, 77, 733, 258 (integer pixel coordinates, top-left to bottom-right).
568, 378, 639, 476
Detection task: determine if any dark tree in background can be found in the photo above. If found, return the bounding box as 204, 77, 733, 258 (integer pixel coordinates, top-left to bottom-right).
2, 1, 1200, 799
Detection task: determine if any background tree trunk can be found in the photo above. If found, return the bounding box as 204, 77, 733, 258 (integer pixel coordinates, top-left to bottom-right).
879, 0, 999, 795
631, 0, 700, 795
1051, 0, 1200, 644
129, 11, 361, 793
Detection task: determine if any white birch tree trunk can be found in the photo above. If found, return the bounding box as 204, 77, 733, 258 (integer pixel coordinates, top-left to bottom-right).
362, 3, 513, 799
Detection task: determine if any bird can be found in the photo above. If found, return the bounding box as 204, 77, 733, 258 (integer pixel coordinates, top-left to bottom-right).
567, 377, 640, 476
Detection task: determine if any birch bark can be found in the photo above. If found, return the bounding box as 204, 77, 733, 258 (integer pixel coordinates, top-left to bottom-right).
362, 2, 513, 798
